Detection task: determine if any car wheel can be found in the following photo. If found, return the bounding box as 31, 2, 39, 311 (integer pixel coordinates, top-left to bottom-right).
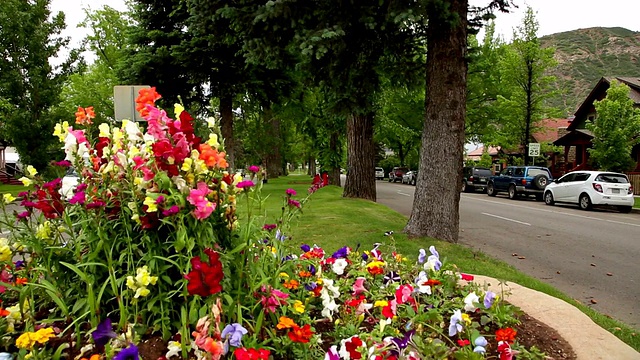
411, 178, 416, 186
487, 182, 497, 197
579, 193, 592, 210
508, 185, 518, 200
617, 206, 632, 213
461, 182, 468, 192
388, 177, 392, 182
533, 174, 549, 190
544, 191, 555, 205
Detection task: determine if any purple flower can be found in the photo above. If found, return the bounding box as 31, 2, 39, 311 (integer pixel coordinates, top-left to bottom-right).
300, 244, 311, 252
14, 260, 25, 269
248, 165, 260, 173
92, 318, 117, 347
221, 323, 248, 347
236, 180, 255, 189
308, 265, 316, 275
275, 229, 286, 241
484, 291, 496, 309
162, 205, 180, 217
332, 246, 350, 259
474, 336, 488, 354
286, 188, 297, 196
361, 252, 369, 261
418, 249, 426, 264
383, 271, 401, 285
113, 343, 139, 360
69, 191, 86, 205
304, 282, 318, 291
390, 330, 415, 356
325, 345, 339, 360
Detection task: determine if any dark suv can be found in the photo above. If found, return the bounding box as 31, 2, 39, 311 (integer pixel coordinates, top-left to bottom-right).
388, 167, 409, 183
487, 166, 552, 200
462, 166, 493, 193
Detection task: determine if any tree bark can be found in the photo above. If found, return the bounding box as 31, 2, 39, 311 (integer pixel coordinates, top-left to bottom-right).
404, 0, 467, 243
328, 132, 341, 186
308, 156, 316, 176
220, 94, 235, 170
343, 113, 375, 200
263, 106, 282, 179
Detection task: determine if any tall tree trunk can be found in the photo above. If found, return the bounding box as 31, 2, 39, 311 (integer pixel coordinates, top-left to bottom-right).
308, 156, 316, 176
404, 0, 467, 243
328, 132, 341, 186
343, 113, 375, 200
220, 94, 235, 170
263, 105, 282, 179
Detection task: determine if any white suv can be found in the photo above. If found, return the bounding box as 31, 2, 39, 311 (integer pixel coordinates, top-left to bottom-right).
543, 171, 634, 213
375, 167, 385, 180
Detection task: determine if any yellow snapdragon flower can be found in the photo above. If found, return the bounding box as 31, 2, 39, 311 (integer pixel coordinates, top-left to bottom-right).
19, 177, 32, 187
0, 237, 11, 262
3, 193, 15, 203
206, 133, 219, 148
126, 266, 158, 299
293, 300, 305, 314
143, 196, 158, 212
26, 165, 37, 177
36, 221, 52, 240
174, 103, 184, 117
53, 121, 70, 141
98, 123, 111, 137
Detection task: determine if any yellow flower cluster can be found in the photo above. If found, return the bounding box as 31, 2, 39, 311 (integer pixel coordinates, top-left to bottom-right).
0, 237, 11, 262
15, 328, 56, 349
126, 266, 158, 298
3, 193, 15, 203
36, 221, 52, 241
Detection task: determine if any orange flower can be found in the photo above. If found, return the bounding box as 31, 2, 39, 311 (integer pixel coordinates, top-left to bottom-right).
298, 270, 311, 278
287, 324, 314, 343
15, 277, 27, 286
135, 87, 161, 117
496, 327, 517, 343
80, 355, 101, 360
276, 316, 295, 330
283, 279, 299, 290
0, 308, 9, 316
198, 144, 228, 169
75, 106, 95, 125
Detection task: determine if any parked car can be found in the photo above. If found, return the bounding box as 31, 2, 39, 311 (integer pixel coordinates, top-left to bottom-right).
388, 167, 409, 183
375, 167, 385, 180
461, 166, 492, 193
60, 167, 80, 199
543, 171, 634, 213
402, 170, 418, 185
487, 166, 552, 200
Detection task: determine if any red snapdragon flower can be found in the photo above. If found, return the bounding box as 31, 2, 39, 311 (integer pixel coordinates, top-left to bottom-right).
234, 347, 271, 360
185, 248, 224, 297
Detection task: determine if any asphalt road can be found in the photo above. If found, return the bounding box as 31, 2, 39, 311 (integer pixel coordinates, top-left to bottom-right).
374, 179, 640, 330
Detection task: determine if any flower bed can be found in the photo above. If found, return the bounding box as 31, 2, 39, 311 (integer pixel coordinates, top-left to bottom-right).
0, 90, 549, 360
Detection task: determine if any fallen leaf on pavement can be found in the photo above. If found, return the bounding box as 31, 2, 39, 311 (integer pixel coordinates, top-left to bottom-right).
512, 253, 518, 256
590, 263, 596, 267
556, 271, 561, 274
607, 273, 613, 276
518, 256, 526, 259
590, 299, 598, 304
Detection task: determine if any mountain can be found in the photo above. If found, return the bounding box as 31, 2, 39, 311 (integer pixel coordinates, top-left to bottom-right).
540, 27, 640, 116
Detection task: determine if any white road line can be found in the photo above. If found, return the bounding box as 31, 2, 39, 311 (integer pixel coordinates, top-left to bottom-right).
397, 191, 411, 197
464, 195, 640, 228
481, 212, 531, 226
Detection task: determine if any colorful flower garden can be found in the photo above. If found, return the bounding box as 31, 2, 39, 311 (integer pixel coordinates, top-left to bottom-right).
0, 89, 548, 359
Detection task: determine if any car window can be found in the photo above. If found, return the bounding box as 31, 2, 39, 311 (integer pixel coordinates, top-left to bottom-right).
501, 168, 512, 176
527, 168, 549, 177
595, 173, 629, 183
559, 173, 575, 183
573, 173, 591, 182
65, 167, 79, 177
514, 168, 525, 176
473, 168, 492, 176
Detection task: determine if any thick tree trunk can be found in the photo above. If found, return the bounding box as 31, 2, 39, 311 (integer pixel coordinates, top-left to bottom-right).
328, 132, 341, 186
220, 94, 235, 170
308, 156, 316, 176
343, 113, 375, 200
404, 0, 467, 243
263, 106, 282, 179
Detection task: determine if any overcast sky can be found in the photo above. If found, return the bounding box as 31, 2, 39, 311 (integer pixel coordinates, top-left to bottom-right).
51, 0, 640, 54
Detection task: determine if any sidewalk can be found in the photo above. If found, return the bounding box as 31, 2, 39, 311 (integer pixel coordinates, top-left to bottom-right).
471, 275, 640, 360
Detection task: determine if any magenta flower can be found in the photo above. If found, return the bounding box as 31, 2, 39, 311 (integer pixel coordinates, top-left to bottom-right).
16, 211, 30, 220
352, 277, 366, 295
236, 180, 255, 189
248, 165, 260, 173
257, 286, 289, 313
69, 191, 86, 205
285, 188, 297, 196
155, 195, 165, 204
86, 200, 106, 209
55, 160, 72, 167
262, 224, 277, 231
162, 205, 180, 217
288, 199, 301, 208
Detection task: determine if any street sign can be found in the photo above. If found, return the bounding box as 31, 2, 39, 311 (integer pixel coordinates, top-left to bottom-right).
528, 143, 540, 157
114, 85, 150, 122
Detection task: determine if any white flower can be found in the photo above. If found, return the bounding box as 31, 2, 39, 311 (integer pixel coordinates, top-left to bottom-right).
332, 258, 348, 275
464, 292, 480, 312
166, 340, 182, 358
414, 271, 432, 295
320, 278, 340, 319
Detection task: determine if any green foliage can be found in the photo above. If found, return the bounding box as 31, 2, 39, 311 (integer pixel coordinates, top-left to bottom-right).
586, 81, 640, 172
0, 0, 78, 171
477, 152, 494, 168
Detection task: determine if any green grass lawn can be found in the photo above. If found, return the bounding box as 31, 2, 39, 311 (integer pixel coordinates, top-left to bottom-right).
634, 197, 640, 208
255, 175, 640, 351
0, 184, 31, 197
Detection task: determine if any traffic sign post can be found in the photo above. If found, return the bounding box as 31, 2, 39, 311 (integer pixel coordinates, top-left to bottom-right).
528, 143, 540, 157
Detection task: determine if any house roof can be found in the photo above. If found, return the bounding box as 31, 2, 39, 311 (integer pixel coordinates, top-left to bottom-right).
554, 128, 594, 146
532, 118, 572, 143
570, 76, 640, 131
467, 146, 500, 157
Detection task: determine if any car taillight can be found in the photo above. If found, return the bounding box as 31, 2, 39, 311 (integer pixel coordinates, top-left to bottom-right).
629, 185, 634, 195
592, 183, 603, 193
521, 179, 527, 186
468, 176, 474, 181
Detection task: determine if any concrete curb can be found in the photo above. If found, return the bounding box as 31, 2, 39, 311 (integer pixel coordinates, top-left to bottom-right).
470, 275, 640, 360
